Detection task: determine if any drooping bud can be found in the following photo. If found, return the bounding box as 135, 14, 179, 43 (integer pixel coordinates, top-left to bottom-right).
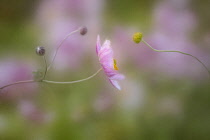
133, 32, 143, 44
36, 46, 45, 56
80, 26, 88, 35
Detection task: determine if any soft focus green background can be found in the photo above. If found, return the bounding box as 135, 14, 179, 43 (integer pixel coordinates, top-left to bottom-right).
0, 0, 210, 140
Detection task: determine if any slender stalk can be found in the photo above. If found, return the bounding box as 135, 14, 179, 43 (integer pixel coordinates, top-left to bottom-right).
43, 68, 102, 84
0, 80, 36, 90
0, 68, 102, 90
47, 28, 80, 71
42, 55, 48, 80
0, 28, 93, 90
142, 39, 210, 78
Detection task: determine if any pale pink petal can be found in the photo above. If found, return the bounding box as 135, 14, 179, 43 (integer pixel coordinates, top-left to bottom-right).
110, 74, 125, 80
96, 35, 124, 90
109, 79, 121, 90
99, 51, 113, 68
103, 68, 116, 77
96, 35, 101, 54
102, 40, 111, 49
98, 47, 113, 60
98, 43, 114, 68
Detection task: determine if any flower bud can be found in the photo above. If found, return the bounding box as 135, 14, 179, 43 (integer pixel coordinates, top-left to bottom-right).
36, 46, 45, 56
133, 32, 143, 44
80, 26, 88, 35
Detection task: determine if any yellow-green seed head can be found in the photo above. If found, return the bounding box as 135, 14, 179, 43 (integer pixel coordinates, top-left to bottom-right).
133, 32, 143, 44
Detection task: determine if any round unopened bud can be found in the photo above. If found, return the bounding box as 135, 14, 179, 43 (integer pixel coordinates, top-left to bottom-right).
36, 46, 45, 56
133, 32, 143, 44
80, 26, 88, 35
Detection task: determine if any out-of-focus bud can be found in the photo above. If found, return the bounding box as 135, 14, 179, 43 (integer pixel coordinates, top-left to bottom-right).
36, 46, 45, 56
80, 26, 88, 35
133, 32, 143, 44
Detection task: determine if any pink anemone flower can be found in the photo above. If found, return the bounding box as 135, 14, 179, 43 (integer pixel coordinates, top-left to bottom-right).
96, 35, 125, 90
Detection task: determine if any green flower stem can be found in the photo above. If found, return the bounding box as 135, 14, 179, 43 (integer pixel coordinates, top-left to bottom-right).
42, 68, 102, 84
0, 80, 36, 90
0, 68, 102, 90
42, 55, 48, 80
142, 39, 210, 78
0, 28, 100, 90
47, 28, 80, 71
0, 54, 48, 90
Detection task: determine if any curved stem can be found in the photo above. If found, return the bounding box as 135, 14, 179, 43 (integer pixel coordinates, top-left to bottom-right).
142, 39, 210, 78
47, 28, 80, 71
42, 55, 48, 80
0, 80, 36, 90
43, 68, 102, 84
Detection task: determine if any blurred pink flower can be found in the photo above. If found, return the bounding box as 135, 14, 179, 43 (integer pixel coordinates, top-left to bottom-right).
96, 35, 125, 90
46, 20, 85, 70
36, 0, 104, 71
112, 28, 157, 69
148, 32, 210, 79
0, 60, 37, 100
111, 0, 210, 80
154, 0, 196, 38
19, 100, 47, 123
93, 91, 115, 112
147, 0, 210, 79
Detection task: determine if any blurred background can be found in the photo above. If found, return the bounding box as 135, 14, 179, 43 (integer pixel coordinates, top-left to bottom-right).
0, 0, 210, 139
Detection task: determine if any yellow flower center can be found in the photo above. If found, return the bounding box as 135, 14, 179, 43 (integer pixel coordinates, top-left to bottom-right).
113, 59, 119, 70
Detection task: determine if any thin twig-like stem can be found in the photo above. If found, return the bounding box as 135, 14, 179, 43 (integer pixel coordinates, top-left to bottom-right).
0, 80, 36, 90
43, 68, 102, 84
0, 68, 102, 90
47, 28, 80, 71
142, 39, 210, 78
0, 28, 99, 91
42, 55, 48, 80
